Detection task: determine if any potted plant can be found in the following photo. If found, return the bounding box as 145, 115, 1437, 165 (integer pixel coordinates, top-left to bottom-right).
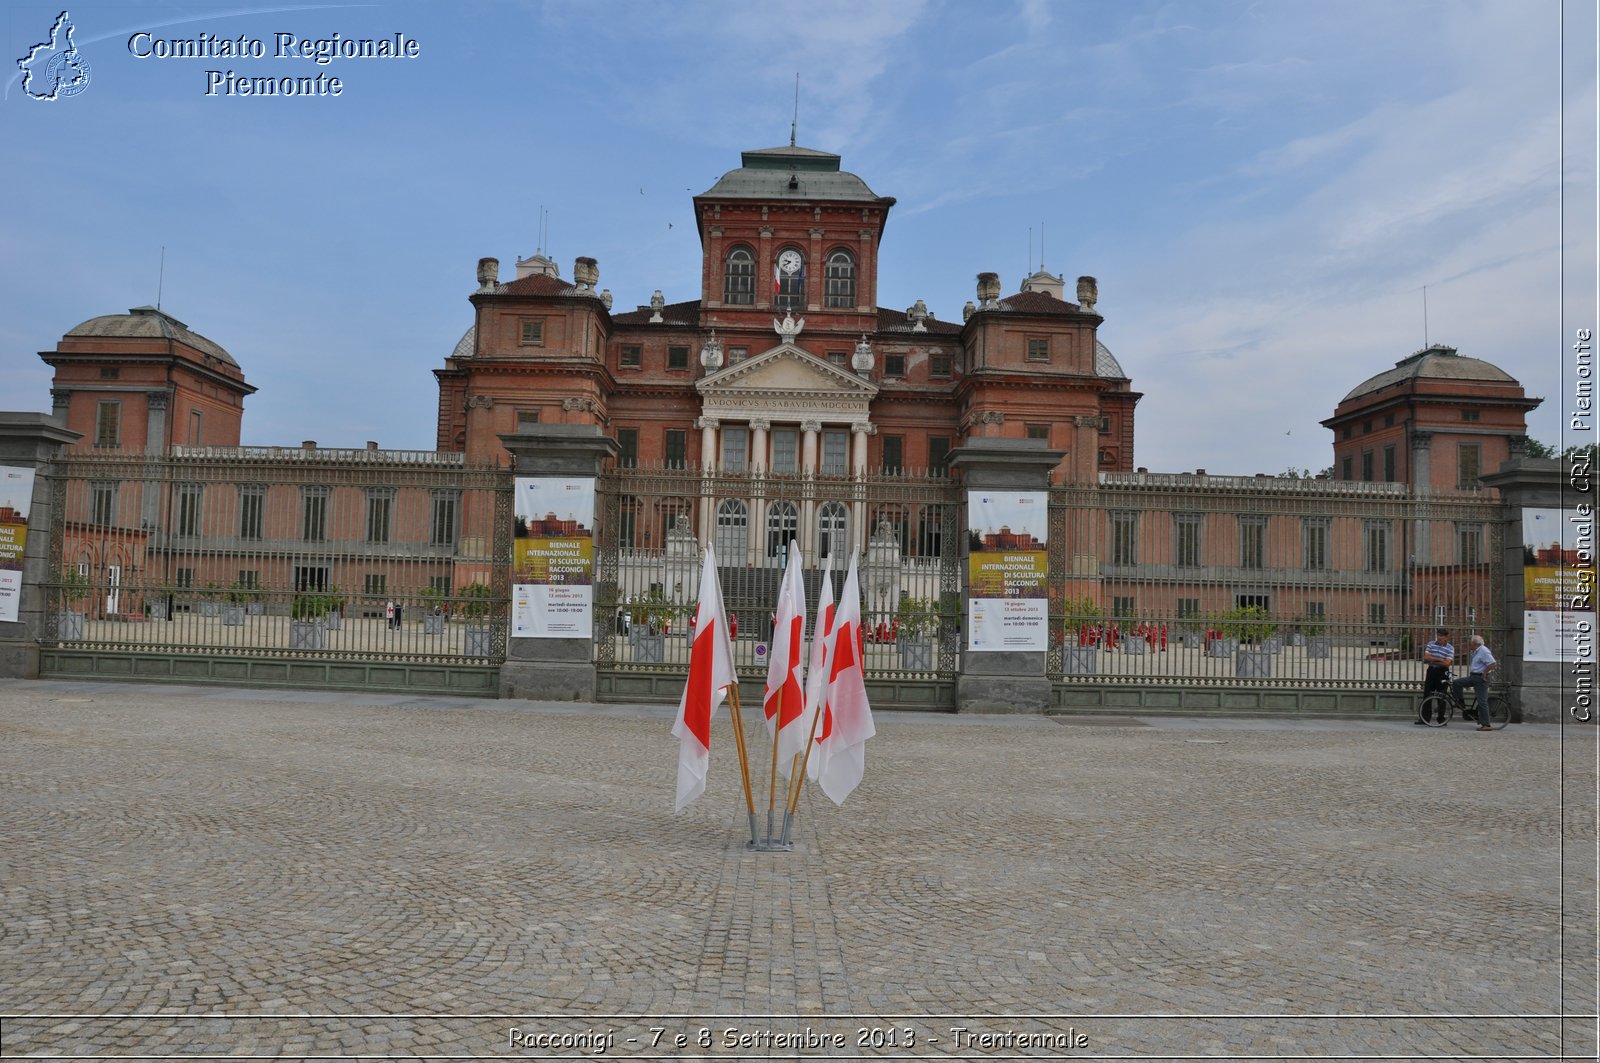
59, 566, 90, 640
199, 581, 222, 618
1299, 613, 1332, 658
460, 582, 495, 656
1222, 605, 1276, 677
148, 581, 175, 621
221, 581, 255, 626
289, 592, 329, 649
323, 586, 346, 630
630, 588, 674, 662
421, 585, 447, 635
894, 595, 938, 671
1061, 595, 1102, 674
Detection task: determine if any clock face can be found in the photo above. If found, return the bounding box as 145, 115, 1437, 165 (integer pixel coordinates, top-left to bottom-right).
777, 250, 803, 275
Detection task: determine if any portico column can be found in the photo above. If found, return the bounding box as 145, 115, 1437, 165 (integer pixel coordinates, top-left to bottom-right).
850, 423, 874, 552
801, 420, 820, 476
695, 416, 719, 558
851, 422, 873, 476
799, 420, 822, 559
697, 416, 719, 473
750, 418, 770, 475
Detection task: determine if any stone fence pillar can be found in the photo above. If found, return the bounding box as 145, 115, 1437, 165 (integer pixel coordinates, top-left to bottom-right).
497, 426, 617, 701
948, 438, 1065, 713
0, 413, 82, 679
1481, 458, 1589, 723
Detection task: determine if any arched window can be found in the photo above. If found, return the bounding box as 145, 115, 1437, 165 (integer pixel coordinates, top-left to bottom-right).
716, 499, 748, 563
766, 501, 799, 560
817, 501, 848, 561
774, 247, 805, 311
824, 249, 856, 308
724, 247, 755, 305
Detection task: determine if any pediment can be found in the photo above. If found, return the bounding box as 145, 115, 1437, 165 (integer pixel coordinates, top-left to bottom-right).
698, 343, 878, 400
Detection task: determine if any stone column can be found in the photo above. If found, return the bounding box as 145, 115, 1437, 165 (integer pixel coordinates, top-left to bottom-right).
948, 437, 1066, 714
496, 425, 618, 702
697, 416, 719, 473
850, 423, 874, 550
1481, 458, 1588, 723
0, 413, 84, 679
799, 420, 822, 558
142, 390, 172, 529
800, 420, 820, 476
750, 418, 770, 475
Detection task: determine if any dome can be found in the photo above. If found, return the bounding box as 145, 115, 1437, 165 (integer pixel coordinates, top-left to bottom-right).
1094, 339, 1125, 379
65, 306, 238, 368
1340, 344, 1515, 403
699, 145, 887, 202
451, 324, 475, 360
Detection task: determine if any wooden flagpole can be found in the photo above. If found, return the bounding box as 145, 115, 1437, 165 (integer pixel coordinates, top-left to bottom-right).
766, 687, 783, 843
724, 680, 759, 846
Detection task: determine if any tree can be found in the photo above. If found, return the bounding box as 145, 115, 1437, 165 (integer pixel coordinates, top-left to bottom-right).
1522, 438, 1558, 459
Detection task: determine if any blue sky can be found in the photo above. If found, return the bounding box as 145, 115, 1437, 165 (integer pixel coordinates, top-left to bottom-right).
2, 0, 1593, 472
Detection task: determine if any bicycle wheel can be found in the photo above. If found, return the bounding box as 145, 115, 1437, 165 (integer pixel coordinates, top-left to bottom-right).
1486, 693, 1511, 730
1417, 693, 1451, 727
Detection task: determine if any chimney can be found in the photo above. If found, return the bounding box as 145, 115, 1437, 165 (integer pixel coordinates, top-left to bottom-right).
302, 440, 317, 450
366, 441, 379, 451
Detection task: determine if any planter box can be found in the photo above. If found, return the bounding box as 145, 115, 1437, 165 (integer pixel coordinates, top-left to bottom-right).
464, 625, 495, 657
423, 614, 447, 635
149, 601, 169, 620
1180, 633, 1202, 650
1063, 645, 1099, 675
199, 601, 220, 618
1262, 637, 1282, 655
59, 611, 86, 640
222, 605, 245, 627
1206, 638, 1238, 658
289, 621, 325, 650
1288, 632, 1304, 647
898, 638, 934, 671
631, 631, 665, 663
246, 602, 265, 616
1122, 635, 1147, 656
324, 613, 343, 631
1236, 648, 1273, 678
1306, 636, 1332, 659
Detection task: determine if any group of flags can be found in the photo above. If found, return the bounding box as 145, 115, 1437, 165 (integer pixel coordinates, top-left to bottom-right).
671, 541, 874, 817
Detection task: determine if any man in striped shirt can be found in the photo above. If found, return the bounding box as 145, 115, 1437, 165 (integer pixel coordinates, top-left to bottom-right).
1417, 627, 1454, 725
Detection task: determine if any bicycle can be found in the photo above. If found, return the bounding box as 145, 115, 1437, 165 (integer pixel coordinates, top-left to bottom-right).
1418, 674, 1510, 729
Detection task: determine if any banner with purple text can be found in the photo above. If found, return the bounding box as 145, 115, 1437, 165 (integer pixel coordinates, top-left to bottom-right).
512, 477, 595, 639
966, 489, 1049, 651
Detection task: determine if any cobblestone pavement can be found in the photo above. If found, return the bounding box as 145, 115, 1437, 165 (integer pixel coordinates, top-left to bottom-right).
1, 678, 1594, 1061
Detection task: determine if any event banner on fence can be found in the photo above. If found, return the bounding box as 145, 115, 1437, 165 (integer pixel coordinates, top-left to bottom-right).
0, 466, 35, 623
966, 489, 1048, 652
1522, 507, 1595, 663
511, 477, 595, 639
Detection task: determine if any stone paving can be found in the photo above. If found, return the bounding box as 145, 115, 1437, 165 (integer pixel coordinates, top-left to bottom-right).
0, 678, 1595, 1061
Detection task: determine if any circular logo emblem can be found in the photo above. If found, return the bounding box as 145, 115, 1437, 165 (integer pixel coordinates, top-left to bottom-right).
45, 50, 91, 98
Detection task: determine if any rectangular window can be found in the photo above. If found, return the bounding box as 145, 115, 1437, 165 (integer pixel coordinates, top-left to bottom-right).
667, 345, 689, 370
239, 485, 265, 541
930, 353, 951, 378
516, 410, 540, 431
827, 350, 848, 368
617, 428, 639, 468
771, 429, 798, 474
95, 401, 120, 448
1026, 338, 1050, 362
519, 320, 544, 345
1302, 518, 1328, 571
90, 482, 116, 527
431, 491, 459, 547
363, 573, 387, 596
821, 430, 848, 476
720, 427, 748, 472
620, 344, 642, 368
1112, 511, 1138, 566
884, 353, 905, 377
1365, 520, 1389, 573
1177, 597, 1200, 619
1461, 409, 1480, 422
882, 435, 903, 474
728, 346, 748, 363
366, 490, 392, 544
1383, 445, 1396, 482
1341, 456, 1353, 481
1112, 595, 1136, 620
1457, 444, 1481, 489
176, 484, 203, 537
302, 486, 328, 542
1100, 416, 1112, 434
664, 429, 686, 469
1239, 515, 1266, 570
1025, 423, 1050, 441
1342, 425, 1352, 440
237, 570, 259, 590
1458, 523, 1484, 566
189, 410, 203, 445
1175, 513, 1202, 567
100, 367, 119, 379
1361, 450, 1374, 482
928, 436, 950, 474
1305, 601, 1326, 622
1369, 602, 1387, 627
176, 568, 193, 590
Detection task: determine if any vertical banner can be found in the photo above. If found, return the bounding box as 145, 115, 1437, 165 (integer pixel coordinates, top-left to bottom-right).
1522, 507, 1595, 663
511, 477, 595, 639
0, 466, 36, 623
966, 489, 1048, 651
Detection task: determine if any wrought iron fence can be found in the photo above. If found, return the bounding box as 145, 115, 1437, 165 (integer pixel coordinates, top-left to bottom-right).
1046, 473, 1506, 688
47, 446, 512, 663
594, 464, 962, 681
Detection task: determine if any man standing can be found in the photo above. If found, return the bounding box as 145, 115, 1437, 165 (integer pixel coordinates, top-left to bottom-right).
1451, 634, 1497, 731
1417, 627, 1454, 725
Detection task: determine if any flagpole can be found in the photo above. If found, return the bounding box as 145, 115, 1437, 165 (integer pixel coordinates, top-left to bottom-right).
724, 680, 760, 847
766, 686, 783, 844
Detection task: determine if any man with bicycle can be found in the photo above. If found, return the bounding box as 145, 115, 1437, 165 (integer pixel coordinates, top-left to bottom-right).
1451, 634, 1498, 732
1417, 627, 1454, 725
